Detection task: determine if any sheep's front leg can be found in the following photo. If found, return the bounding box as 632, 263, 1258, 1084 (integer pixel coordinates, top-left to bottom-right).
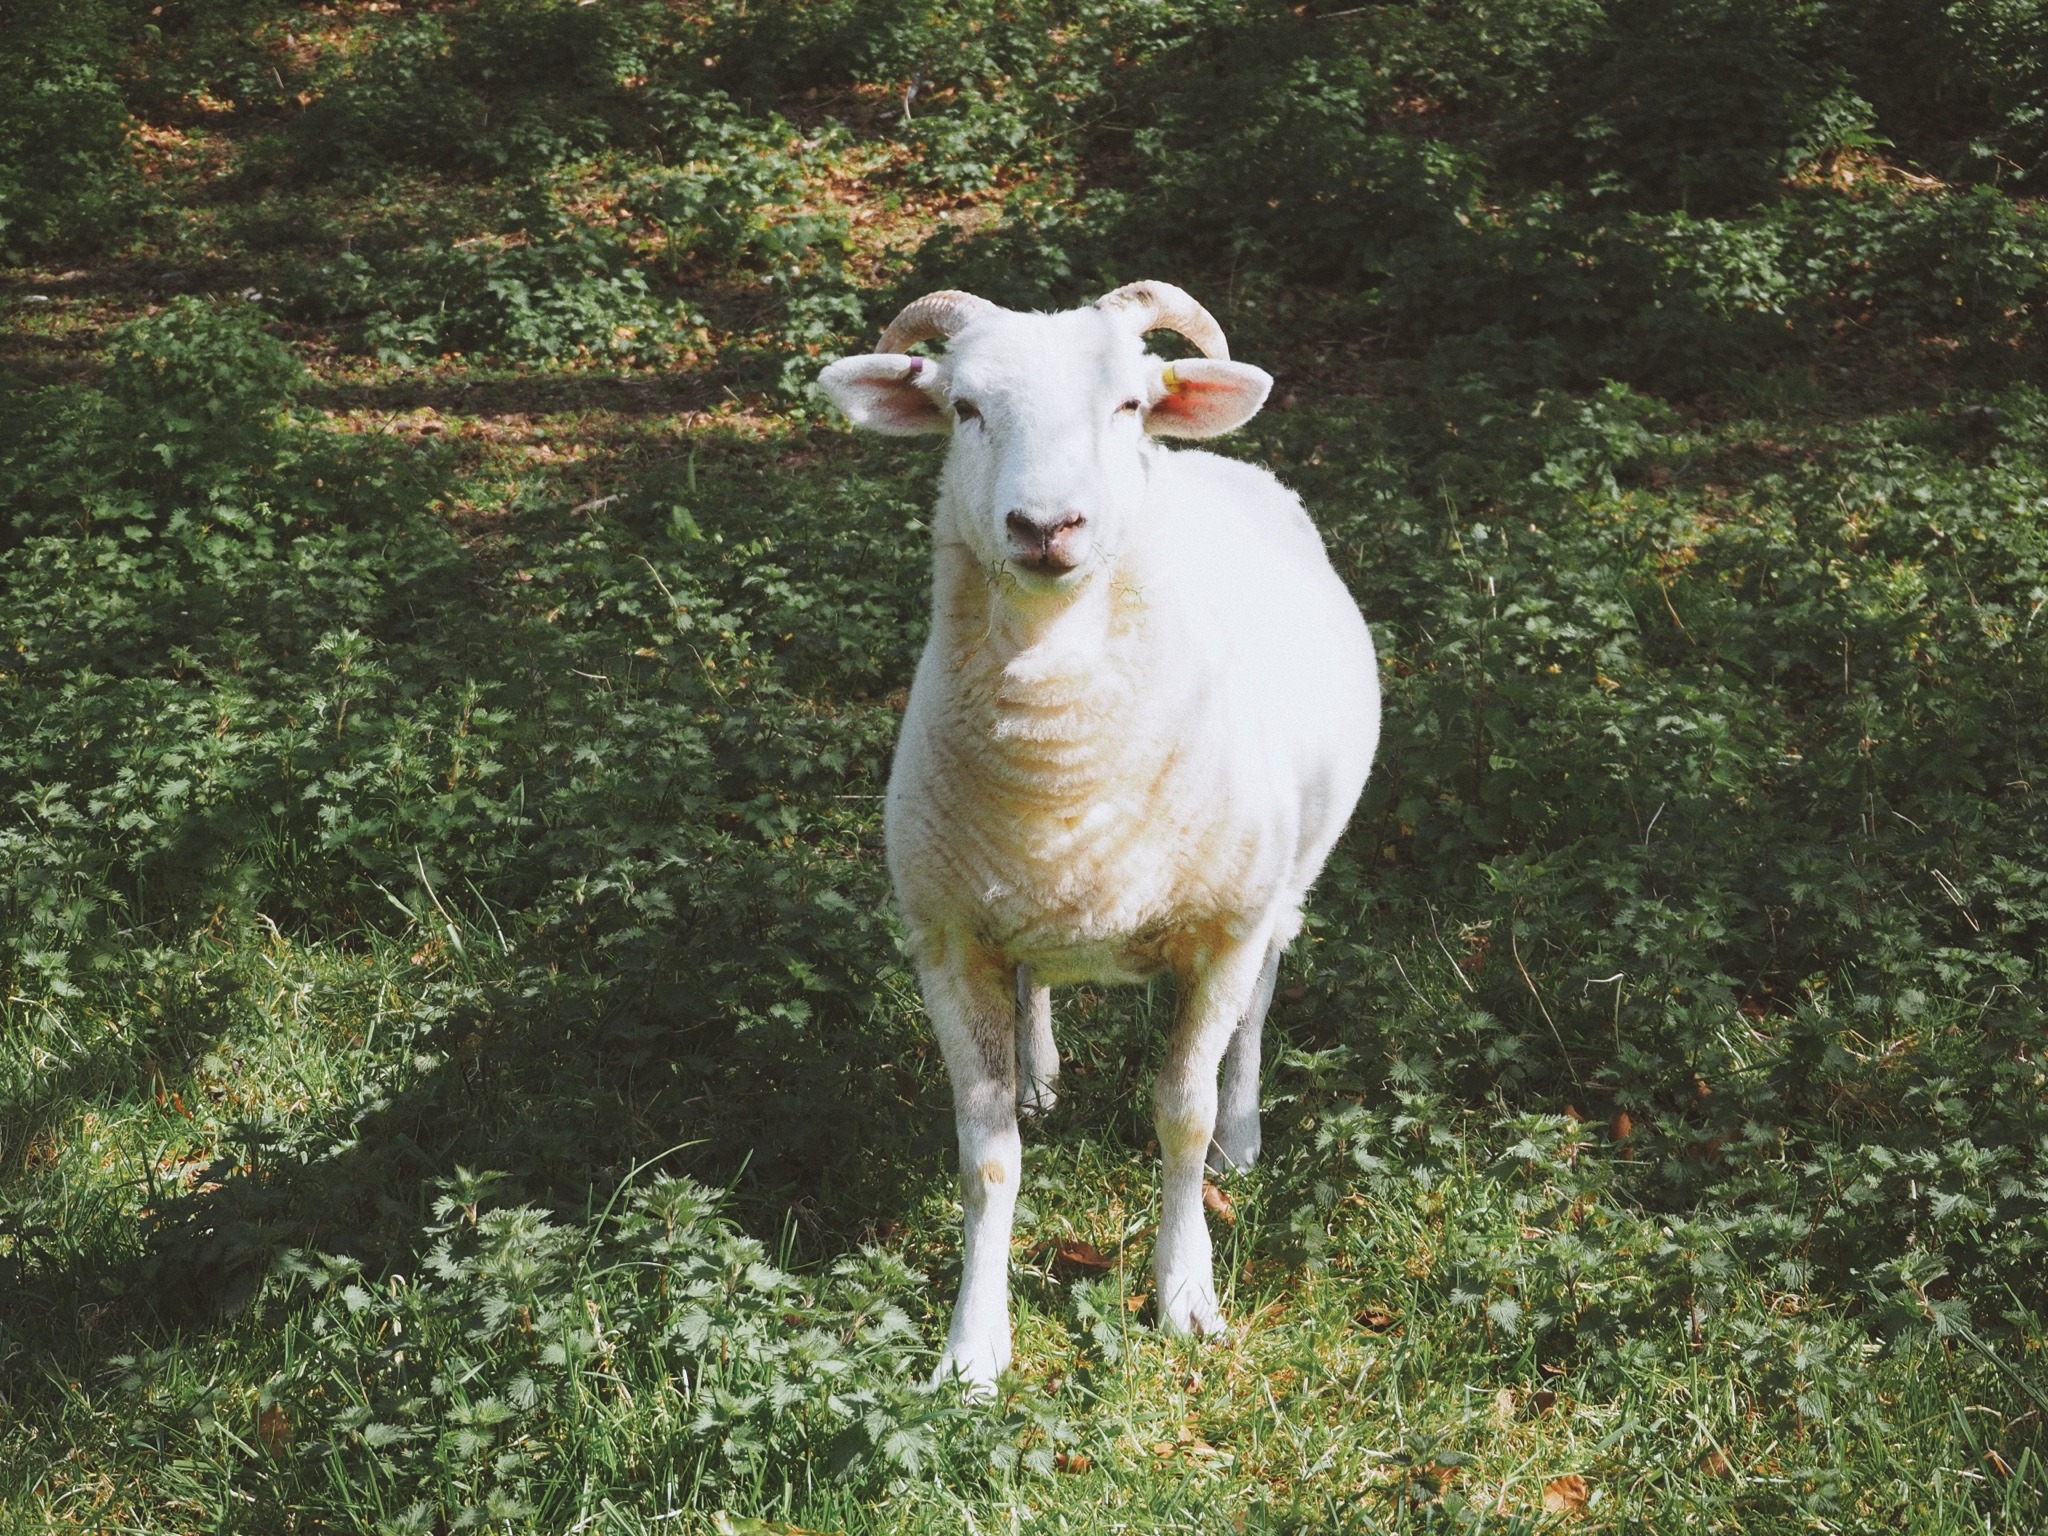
1155, 932, 1274, 1337
1209, 940, 1282, 1173
920, 945, 1023, 1395
1015, 964, 1058, 1117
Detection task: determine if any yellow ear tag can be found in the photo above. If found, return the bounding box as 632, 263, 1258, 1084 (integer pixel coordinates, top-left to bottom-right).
1161, 363, 1180, 391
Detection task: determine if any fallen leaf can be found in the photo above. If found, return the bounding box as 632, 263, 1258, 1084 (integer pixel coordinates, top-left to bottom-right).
1202, 1181, 1235, 1223
1493, 1387, 1517, 1426
257, 1402, 291, 1457
1543, 1474, 1590, 1514
1052, 1238, 1114, 1273
1611, 1110, 1633, 1140
1124, 1292, 1148, 1313
1700, 1448, 1732, 1478
1985, 1449, 2012, 1479
1355, 1305, 1397, 1330
1150, 1441, 1176, 1458
1278, 983, 1308, 1004
1054, 1451, 1092, 1474
1530, 1388, 1557, 1416
711, 1516, 826, 1536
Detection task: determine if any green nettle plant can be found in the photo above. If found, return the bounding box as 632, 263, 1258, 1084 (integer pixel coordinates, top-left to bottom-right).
0, 0, 144, 258
244, 1173, 1018, 1526
281, 188, 698, 366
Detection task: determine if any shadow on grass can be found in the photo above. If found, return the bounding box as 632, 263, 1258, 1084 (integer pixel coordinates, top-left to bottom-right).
0, 930, 1208, 1430
0, 408, 963, 1411
0, 967, 937, 1385
299, 367, 746, 422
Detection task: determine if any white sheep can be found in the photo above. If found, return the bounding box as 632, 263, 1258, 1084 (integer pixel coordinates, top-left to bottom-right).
818, 281, 1380, 1393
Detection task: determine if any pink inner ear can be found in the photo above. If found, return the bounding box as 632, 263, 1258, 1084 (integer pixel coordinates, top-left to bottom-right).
862, 364, 944, 429
1151, 373, 1252, 431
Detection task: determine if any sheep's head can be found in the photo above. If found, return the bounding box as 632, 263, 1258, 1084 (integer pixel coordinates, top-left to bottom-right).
818, 282, 1272, 589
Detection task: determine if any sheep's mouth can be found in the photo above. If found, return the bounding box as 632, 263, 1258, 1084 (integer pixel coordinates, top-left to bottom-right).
1011, 549, 1084, 579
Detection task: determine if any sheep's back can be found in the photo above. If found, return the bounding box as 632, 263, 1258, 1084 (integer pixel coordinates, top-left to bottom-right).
1144, 448, 1380, 830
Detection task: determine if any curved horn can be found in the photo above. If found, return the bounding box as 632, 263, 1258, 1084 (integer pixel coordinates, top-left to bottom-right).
877, 290, 997, 354
1093, 280, 1229, 360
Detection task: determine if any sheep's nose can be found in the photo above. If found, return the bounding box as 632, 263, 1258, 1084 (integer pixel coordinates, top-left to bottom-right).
1006, 510, 1087, 574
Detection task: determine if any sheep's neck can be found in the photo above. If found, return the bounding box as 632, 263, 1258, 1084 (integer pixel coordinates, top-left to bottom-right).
937, 543, 1158, 805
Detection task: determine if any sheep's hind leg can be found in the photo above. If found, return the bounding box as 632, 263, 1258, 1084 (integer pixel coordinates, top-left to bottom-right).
922, 948, 1023, 1397
1015, 964, 1058, 1117
1209, 940, 1281, 1174
1155, 931, 1274, 1338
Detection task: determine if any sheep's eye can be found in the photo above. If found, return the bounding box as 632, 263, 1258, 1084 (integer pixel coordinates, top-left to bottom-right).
953, 400, 981, 423
1116, 397, 1142, 415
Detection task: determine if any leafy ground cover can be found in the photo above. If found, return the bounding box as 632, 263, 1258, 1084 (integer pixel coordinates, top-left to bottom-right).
4, 2, 2048, 1531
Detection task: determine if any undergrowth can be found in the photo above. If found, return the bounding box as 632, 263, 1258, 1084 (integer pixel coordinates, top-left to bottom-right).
5, 2, 2048, 1532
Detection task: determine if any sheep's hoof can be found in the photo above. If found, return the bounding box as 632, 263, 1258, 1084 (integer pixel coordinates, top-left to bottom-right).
1016, 1075, 1059, 1118
932, 1346, 1004, 1400
1206, 1127, 1260, 1174
1157, 1278, 1228, 1339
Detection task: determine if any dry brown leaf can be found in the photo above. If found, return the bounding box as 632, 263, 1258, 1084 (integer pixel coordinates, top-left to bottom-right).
1054, 1451, 1092, 1474
1611, 1110, 1633, 1140
1202, 1181, 1236, 1223
1051, 1238, 1114, 1273
1355, 1305, 1397, 1330
257, 1402, 292, 1457
1700, 1448, 1732, 1478
1530, 1388, 1557, 1416
1542, 1473, 1590, 1515
710, 1516, 832, 1536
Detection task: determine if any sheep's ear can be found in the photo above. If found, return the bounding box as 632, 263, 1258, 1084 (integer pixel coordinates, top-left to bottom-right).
818, 354, 951, 435
1144, 358, 1272, 438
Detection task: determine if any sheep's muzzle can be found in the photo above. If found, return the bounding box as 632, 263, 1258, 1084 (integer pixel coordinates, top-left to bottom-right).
1005, 510, 1087, 576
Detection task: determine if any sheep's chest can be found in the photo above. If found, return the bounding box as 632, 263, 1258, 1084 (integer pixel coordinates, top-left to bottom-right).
900, 642, 1260, 977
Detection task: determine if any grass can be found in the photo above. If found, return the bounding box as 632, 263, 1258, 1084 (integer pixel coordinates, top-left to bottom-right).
5, 3, 2048, 1532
